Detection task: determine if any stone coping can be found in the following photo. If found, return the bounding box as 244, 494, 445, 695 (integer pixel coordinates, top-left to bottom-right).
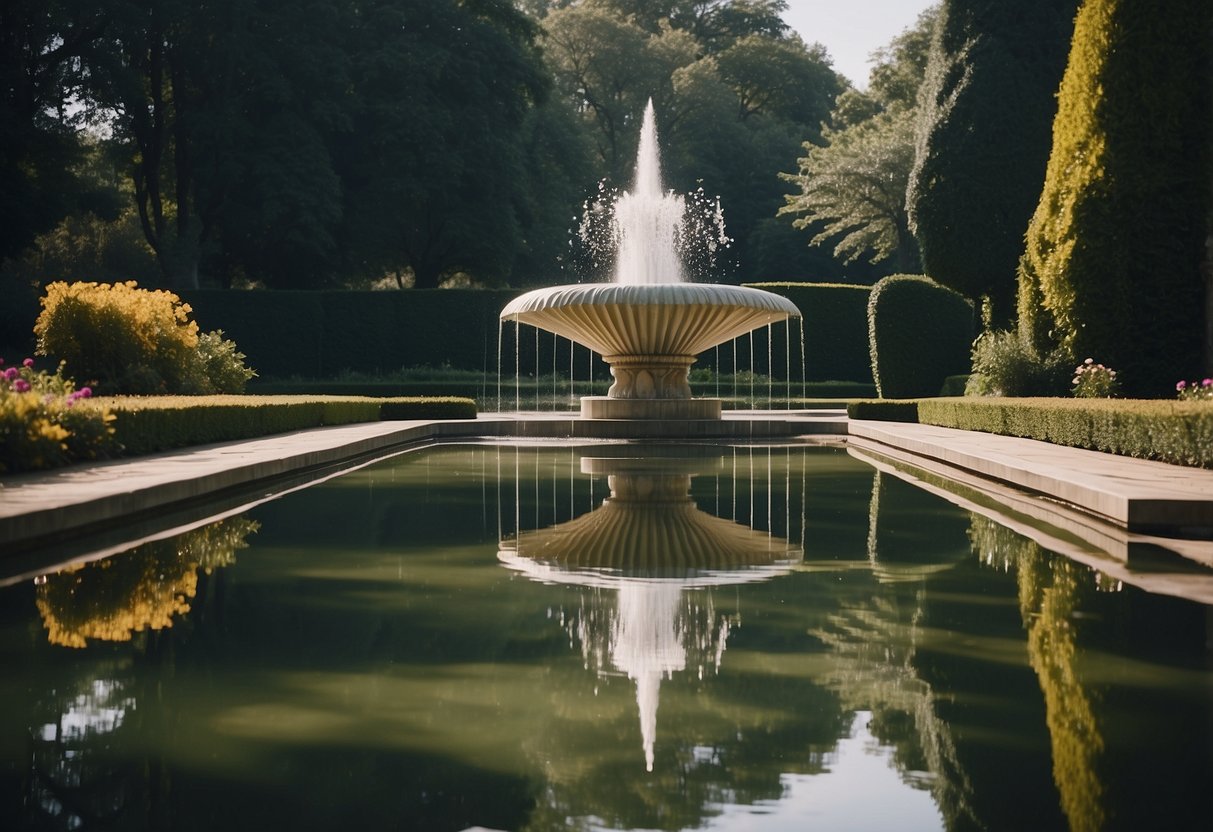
848, 420, 1213, 536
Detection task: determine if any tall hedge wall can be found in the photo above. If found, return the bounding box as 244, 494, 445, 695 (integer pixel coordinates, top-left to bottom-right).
180, 289, 516, 378
868, 275, 974, 398
744, 283, 874, 383
1017, 0, 1213, 395
178, 284, 877, 383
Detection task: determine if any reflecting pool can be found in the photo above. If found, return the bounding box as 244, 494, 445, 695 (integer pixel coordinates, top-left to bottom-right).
1, 443, 1210, 831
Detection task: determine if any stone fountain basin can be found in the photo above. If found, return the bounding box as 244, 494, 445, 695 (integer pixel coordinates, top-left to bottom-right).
500, 283, 800, 358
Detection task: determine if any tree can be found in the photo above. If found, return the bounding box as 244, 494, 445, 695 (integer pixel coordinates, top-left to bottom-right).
1018, 0, 1213, 394
907, 0, 1078, 327
0, 0, 111, 265
337, 0, 549, 289
780, 108, 920, 273
776, 6, 938, 279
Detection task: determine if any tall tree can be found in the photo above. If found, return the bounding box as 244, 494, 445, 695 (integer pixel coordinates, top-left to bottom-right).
779, 108, 920, 273
338, 0, 548, 289
907, 0, 1078, 327
778, 7, 939, 276
1017, 0, 1213, 393
0, 0, 111, 265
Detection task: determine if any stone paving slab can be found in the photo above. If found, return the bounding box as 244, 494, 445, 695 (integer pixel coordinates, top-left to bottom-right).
848, 420, 1213, 535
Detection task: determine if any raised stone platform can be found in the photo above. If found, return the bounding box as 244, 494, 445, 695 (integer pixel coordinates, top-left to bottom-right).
580, 396, 722, 420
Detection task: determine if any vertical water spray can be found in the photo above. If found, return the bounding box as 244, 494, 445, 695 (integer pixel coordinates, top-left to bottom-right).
613, 101, 685, 286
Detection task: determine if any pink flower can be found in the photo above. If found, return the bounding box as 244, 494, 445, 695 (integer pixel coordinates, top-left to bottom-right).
77, 386, 92, 398
1203, 379, 1213, 387
13, 379, 30, 393
22, 358, 34, 368
1177, 380, 1187, 391
3, 367, 18, 381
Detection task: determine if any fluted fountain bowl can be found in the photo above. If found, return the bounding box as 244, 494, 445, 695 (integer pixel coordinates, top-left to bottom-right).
501, 283, 800, 419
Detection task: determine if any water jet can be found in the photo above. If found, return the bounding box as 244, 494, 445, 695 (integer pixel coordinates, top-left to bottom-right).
501, 101, 800, 419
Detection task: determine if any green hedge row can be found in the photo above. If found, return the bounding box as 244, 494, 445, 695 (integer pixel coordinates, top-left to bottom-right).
846, 400, 920, 422
918, 398, 1213, 468
745, 283, 874, 383
179, 289, 517, 379
178, 284, 877, 384
85, 395, 477, 456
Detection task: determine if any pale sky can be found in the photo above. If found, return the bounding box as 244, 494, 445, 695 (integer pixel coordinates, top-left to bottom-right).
782, 0, 938, 89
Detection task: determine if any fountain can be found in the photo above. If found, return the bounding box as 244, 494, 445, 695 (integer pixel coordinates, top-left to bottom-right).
500, 100, 801, 420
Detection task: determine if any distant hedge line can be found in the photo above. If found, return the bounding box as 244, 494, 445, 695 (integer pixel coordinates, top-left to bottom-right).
918, 398, 1213, 468
745, 283, 874, 383
178, 284, 875, 383
83, 395, 476, 456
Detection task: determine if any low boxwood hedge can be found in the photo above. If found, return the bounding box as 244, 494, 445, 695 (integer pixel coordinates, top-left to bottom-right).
918, 397, 1213, 468
846, 400, 920, 422
82, 395, 477, 456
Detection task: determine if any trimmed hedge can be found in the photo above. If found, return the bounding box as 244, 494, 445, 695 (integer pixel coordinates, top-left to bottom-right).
744, 283, 874, 383
178, 289, 516, 379
867, 275, 974, 398
173, 285, 880, 385
81, 395, 476, 456
918, 397, 1213, 468
847, 400, 919, 422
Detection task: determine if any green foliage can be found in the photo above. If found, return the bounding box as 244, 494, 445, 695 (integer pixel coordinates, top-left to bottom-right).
1070, 358, 1120, 399
0, 356, 116, 474
1018, 0, 1213, 396
907, 0, 1077, 326
1177, 379, 1213, 401
746, 282, 875, 382
846, 400, 919, 422
88, 395, 476, 457
34, 281, 256, 395
179, 289, 514, 379
966, 329, 1071, 397
194, 330, 257, 394
35, 281, 201, 394
918, 397, 1213, 469
867, 275, 974, 398
779, 109, 920, 272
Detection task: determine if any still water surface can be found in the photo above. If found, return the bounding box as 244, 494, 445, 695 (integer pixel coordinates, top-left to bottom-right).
1, 443, 1210, 831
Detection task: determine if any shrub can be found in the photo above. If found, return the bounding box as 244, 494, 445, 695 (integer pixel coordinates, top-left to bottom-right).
966, 329, 1071, 397
0, 357, 115, 474
194, 330, 257, 394
1071, 359, 1120, 398
867, 275, 974, 398
1176, 378, 1213, 401
34, 281, 256, 395
35, 281, 200, 394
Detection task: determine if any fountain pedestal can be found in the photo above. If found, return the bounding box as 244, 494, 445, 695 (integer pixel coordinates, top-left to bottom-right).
582, 353, 721, 420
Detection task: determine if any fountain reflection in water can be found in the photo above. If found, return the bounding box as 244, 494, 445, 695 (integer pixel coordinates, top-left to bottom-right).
500, 101, 801, 419
498, 449, 802, 770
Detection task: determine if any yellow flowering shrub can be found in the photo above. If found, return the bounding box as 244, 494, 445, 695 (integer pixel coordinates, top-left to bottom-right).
33, 280, 253, 394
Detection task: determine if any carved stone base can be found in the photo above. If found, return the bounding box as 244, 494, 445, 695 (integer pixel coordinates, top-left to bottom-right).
604, 354, 695, 399
581, 396, 722, 420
